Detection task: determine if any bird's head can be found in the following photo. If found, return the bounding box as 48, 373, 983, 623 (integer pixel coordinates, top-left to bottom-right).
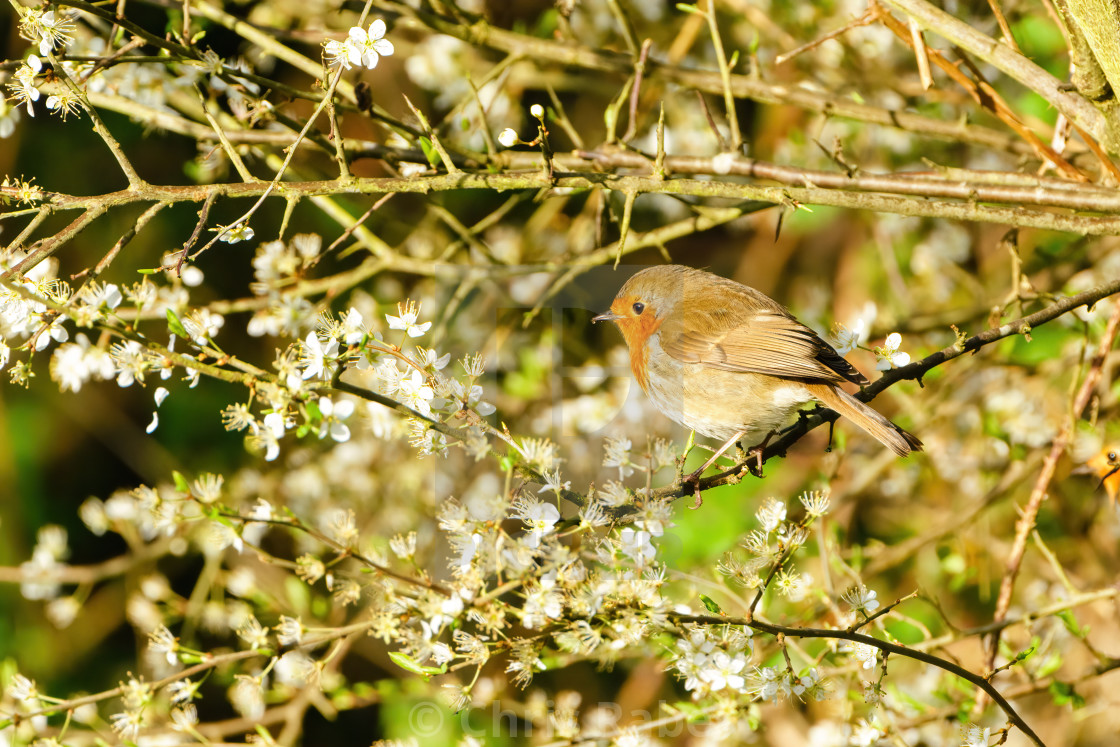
592, 266, 687, 347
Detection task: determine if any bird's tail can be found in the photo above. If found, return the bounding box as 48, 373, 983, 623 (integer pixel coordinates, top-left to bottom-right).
805, 383, 922, 457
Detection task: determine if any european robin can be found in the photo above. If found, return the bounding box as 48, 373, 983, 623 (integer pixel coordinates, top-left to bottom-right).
1087, 447, 1120, 506
593, 265, 922, 505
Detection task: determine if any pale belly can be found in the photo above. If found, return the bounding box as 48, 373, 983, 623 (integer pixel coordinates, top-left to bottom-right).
643, 349, 813, 443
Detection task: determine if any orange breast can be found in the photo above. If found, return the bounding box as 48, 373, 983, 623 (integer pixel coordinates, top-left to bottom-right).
617, 311, 663, 393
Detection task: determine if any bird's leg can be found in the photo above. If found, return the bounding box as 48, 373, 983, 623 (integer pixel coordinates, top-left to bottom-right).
743, 428, 781, 478
682, 430, 745, 509
676, 430, 697, 478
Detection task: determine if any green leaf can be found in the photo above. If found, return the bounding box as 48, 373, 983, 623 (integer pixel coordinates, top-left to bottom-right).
1008, 639, 1037, 666
172, 471, 190, 493
166, 308, 188, 339
699, 594, 723, 614
676, 3, 702, 14
1037, 652, 1063, 678
533, 8, 560, 37
1049, 680, 1085, 708
1055, 609, 1088, 638
203, 504, 236, 529
388, 651, 447, 680
418, 137, 440, 168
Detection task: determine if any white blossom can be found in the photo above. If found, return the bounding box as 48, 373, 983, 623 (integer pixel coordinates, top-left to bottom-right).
514, 497, 560, 548
300, 332, 339, 380
831, 302, 876, 354
961, 724, 991, 747
874, 332, 911, 370
842, 585, 881, 615
618, 527, 654, 564
344, 19, 395, 70
755, 498, 786, 533
317, 396, 355, 442
216, 222, 255, 244
386, 300, 432, 338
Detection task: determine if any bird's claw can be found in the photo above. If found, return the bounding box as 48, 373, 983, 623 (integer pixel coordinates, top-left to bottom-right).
746, 447, 766, 478
683, 468, 705, 509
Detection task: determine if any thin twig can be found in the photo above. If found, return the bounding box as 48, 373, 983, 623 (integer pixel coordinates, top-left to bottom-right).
702, 0, 741, 151
908, 17, 933, 89
177, 192, 218, 276
4, 207, 107, 279
622, 39, 652, 143
984, 0, 1022, 52
874, 5, 1087, 180
774, 6, 877, 65
981, 299, 1120, 692
73, 201, 168, 286
612, 190, 638, 269
878, 0, 1112, 148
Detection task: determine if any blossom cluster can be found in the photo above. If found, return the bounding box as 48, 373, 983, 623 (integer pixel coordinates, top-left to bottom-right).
323, 19, 395, 71
2, 7, 273, 131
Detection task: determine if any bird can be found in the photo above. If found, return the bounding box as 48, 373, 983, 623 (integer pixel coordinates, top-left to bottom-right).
1086, 446, 1120, 506
592, 264, 922, 506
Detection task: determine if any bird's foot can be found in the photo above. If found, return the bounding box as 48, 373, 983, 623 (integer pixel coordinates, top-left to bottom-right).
741, 430, 780, 478
682, 467, 706, 509
679, 430, 745, 510
690, 483, 704, 510
746, 445, 766, 478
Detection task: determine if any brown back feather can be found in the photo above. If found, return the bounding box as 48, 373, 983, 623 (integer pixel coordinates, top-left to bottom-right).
655, 271, 867, 386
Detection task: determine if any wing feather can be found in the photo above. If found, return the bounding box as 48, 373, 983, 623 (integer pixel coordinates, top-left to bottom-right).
659, 294, 866, 385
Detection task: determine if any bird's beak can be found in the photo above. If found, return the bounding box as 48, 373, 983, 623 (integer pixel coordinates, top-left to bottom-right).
592, 311, 621, 323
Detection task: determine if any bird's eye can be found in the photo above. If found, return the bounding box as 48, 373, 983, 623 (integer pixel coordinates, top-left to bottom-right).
632, 302, 645, 315
1110, 451, 1117, 462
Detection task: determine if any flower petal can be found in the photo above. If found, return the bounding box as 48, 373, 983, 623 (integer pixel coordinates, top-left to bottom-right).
346, 43, 363, 67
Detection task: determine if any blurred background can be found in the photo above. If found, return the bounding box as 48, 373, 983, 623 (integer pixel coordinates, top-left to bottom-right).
2, 0, 1120, 744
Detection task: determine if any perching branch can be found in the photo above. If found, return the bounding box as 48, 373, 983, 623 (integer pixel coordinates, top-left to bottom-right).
673, 611, 1045, 747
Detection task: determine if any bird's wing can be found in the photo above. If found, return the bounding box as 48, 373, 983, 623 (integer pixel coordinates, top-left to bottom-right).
659, 296, 867, 385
